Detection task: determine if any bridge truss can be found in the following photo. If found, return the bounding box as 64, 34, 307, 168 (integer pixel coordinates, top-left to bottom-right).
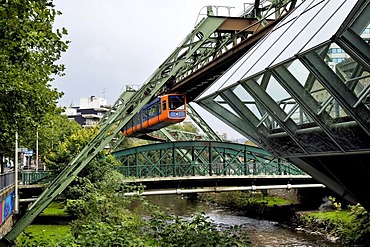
113, 141, 305, 178
1, 0, 300, 244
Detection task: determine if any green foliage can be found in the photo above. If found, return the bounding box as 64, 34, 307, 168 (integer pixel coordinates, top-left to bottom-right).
303, 210, 351, 224
20, 113, 82, 164
147, 212, 250, 246
20, 164, 250, 246
0, 0, 69, 157
44, 126, 97, 170
299, 204, 370, 246
18, 119, 250, 246
337, 204, 370, 245
167, 121, 199, 134
329, 196, 342, 211
17, 225, 73, 247
200, 191, 292, 209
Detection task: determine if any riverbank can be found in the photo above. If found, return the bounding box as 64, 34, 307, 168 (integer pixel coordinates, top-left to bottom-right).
18, 193, 369, 246
197, 191, 370, 246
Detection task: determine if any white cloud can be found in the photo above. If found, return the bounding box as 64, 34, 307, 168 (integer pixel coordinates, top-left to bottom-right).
52, 0, 245, 138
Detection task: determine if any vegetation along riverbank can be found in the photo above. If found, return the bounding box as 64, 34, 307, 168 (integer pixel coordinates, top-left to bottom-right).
198, 191, 370, 246
15, 127, 251, 246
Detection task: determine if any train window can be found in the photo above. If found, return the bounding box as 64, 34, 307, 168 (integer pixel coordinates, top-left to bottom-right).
148, 105, 154, 117
169, 95, 185, 110
162, 100, 167, 110
142, 108, 148, 121
128, 119, 133, 128
148, 104, 159, 117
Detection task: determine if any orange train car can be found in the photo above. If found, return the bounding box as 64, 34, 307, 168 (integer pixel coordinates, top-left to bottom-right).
123, 94, 186, 137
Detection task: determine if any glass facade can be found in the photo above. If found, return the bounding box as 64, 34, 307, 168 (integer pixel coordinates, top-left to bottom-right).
196, 0, 370, 210
198, 0, 370, 154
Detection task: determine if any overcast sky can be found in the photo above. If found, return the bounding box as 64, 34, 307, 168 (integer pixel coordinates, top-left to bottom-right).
53, 0, 248, 139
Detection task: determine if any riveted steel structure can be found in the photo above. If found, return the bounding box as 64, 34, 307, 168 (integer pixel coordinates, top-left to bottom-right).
113, 141, 305, 178
0, 1, 300, 244
196, 0, 370, 210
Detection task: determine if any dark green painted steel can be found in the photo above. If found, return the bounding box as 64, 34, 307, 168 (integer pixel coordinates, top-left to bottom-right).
113, 141, 305, 178
1, 15, 228, 245
20, 171, 51, 185
1, 1, 299, 244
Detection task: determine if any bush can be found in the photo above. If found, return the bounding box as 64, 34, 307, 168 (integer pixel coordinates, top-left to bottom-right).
337, 204, 370, 245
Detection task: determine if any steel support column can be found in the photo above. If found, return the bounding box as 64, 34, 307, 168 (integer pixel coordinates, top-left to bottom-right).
2, 16, 229, 244
337, 28, 370, 72
197, 97, 267, 147
300, 52, 370, 137
240, 78, 308, 153
271, 66, 345, 152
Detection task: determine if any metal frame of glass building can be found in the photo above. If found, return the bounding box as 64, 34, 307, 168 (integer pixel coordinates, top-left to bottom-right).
196, 0, 370, 209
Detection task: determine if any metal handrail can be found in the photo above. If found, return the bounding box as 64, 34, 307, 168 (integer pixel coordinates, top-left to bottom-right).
0, 171, 15, 192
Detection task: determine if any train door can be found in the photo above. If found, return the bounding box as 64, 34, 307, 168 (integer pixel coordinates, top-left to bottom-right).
160, 96, 168, 122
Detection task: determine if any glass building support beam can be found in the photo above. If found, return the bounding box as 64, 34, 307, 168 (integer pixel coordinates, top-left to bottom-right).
256, 72, 273, 127
271, 65, 346, 152
218, 90, 276, 152
197, 97, 274, 152
240, 78, 308, 153
300, 52, 370, 137
338, 28, 370, 72
337, 0, 370, 36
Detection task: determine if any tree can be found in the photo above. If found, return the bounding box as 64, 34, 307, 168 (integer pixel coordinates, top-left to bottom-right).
0, 1, 69, 160
20, 112, 82, 167
43, 124, 96, 171
167, 121, 199, 134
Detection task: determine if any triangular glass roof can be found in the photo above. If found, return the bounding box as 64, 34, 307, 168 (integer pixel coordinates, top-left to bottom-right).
198, 0, 358, 100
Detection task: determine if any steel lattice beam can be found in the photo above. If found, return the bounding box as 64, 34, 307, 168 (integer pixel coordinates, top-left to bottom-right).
113, 141, 305, 178
2, 16, 229, 244
1, 1, 299, 244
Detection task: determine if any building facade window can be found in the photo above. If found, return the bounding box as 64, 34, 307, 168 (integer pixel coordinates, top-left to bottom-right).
328, 48, 345, 54
363, 28, 370, 34
332, 58, 345, 63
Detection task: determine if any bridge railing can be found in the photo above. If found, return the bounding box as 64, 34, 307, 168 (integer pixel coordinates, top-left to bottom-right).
117, 161, 305, 179
20, 170, 52, 185
0, 171, 15, 192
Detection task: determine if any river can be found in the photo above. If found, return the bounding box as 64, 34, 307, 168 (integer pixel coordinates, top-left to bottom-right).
147, 194, 343, 247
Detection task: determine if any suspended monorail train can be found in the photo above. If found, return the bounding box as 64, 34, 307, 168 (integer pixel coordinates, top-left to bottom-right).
123, 94, 187, 137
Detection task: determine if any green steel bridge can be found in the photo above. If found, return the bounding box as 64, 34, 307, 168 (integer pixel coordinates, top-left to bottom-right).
112, 140, 322, 195
113, 141, 304, 178
2, 0, 370, 244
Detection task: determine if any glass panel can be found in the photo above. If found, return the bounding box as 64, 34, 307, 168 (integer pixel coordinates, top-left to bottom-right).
199, 0, 358, 100
214, 95, 240, 118
272, 0, 330, 65
288, 106, 314, 125
325, 40, 370, 111
287, 60, 310, 86
303, 0, 357, 52
285, 58, 349, 121
323, 100, 348, 119
233, 84, 271, 128
275, 0, 316, 26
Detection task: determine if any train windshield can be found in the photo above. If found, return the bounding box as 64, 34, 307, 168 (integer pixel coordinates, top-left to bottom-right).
169, 95, 185, 110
